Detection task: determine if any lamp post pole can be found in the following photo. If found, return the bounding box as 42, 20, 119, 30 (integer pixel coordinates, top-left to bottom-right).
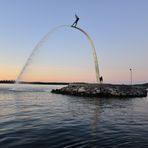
129, 68, 132, 86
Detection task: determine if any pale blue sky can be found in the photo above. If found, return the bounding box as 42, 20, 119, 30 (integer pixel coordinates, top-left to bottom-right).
0, 0, 148, 83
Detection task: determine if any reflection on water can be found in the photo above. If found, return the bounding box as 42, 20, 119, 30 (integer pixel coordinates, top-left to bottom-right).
0, 84, 148, 148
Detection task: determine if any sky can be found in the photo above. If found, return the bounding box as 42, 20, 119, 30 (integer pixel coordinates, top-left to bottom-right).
0, 0, 148, 84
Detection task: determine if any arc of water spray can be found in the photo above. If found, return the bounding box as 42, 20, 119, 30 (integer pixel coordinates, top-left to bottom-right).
15, 25, 69, 84
15, 25, 100, 84
71, 26, 100, 83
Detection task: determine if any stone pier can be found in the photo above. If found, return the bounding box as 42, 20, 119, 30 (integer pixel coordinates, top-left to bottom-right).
51, 83, 147, 98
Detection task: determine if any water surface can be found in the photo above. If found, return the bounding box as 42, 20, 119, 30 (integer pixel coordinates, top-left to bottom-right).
0, 84, 148, 148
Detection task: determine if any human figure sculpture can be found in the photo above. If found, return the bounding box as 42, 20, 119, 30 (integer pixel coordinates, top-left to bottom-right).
71, 14, 79, 27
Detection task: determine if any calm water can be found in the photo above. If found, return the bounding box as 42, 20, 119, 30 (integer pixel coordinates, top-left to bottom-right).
0, 84, 148, 148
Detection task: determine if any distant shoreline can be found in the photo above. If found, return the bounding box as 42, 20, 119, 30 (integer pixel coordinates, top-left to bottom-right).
0, 80, 69, 85
0, 80, 148, 88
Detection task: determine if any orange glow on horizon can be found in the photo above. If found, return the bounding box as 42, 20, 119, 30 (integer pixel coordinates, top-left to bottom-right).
19, 68, 96, 82
0, 65, 20, 80
1, 65, 147, 83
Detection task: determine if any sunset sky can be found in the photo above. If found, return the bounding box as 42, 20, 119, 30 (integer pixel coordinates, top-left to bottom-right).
0, 0, 148, 84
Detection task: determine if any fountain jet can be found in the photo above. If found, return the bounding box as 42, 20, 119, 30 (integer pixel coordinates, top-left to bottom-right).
15, 25, 68, 84
15, 25, 100, 84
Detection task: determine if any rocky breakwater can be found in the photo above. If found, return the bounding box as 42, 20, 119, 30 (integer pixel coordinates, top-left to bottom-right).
51, 83, 147, 98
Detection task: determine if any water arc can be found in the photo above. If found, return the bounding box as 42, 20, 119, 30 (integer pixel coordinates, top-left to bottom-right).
71, 26, 100, 83
15, 25, 69, 84
15, 25, 100, 84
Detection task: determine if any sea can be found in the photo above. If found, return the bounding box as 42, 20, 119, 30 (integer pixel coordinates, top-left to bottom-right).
0, 84, 148, 148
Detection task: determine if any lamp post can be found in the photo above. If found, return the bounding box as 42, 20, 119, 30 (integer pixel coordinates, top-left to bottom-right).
129, 68, 132, 85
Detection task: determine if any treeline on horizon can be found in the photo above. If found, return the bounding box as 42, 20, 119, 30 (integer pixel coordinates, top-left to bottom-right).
0, 80, 148, 87
0, 80, 69, 85
0, 80, 15, 83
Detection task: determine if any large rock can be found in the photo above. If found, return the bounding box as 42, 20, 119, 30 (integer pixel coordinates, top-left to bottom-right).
78, 87, 86, 93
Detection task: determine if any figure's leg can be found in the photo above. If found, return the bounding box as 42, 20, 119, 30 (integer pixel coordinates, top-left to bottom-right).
71, 22, 76, 27
75, 20, 78, 26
